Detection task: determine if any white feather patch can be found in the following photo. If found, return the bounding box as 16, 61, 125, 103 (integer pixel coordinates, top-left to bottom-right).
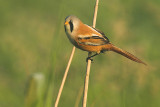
78, 34, 99, 38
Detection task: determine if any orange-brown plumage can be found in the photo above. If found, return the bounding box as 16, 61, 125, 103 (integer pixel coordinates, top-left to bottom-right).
103, 44, 147, 65
76, 22, 101, 36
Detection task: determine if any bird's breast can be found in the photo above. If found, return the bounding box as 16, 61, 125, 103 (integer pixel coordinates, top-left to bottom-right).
65, 31, 79, 47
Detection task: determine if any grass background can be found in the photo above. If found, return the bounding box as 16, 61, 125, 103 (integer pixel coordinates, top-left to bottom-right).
0, 0, 160, 107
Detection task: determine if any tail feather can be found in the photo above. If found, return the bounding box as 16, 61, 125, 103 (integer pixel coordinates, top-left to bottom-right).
104, 44, 146, 65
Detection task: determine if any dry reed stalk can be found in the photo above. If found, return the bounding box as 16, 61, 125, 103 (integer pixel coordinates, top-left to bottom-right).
54, 46, 75, 107
82, 0, 99, 107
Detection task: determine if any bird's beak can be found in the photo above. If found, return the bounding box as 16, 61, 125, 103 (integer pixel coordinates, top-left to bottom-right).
64, 21, 69, 25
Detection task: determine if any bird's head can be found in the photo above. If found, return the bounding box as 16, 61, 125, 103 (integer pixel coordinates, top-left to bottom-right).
64, 15, 81, 34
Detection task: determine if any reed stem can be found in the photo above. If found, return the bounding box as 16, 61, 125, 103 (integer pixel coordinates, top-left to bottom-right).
82, 0, 99, 107
54, 46, 75, 107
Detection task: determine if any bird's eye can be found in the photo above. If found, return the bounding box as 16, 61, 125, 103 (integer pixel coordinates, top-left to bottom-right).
69, 20, 73, 32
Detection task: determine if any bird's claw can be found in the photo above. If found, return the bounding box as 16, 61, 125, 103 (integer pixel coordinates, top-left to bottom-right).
86, 57, 93, 62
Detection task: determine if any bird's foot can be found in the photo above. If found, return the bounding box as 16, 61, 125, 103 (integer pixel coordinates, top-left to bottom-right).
86, 57, 93, 62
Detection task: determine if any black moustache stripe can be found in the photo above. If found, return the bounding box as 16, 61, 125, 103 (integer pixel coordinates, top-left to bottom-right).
69, 21, 73, 32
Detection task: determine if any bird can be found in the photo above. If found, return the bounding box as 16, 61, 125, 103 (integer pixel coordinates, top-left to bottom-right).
64, 15, 146, 65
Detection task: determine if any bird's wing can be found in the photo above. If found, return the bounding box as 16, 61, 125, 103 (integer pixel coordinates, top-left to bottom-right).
90, 27, 110, 42
76, 24, 110, 46
77, 34, 109, 46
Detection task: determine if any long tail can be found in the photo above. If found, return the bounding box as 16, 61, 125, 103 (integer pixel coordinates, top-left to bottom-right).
104, 43, 146, 65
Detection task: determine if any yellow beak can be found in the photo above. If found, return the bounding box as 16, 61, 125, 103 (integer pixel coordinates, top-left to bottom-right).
64, 21, 69, 25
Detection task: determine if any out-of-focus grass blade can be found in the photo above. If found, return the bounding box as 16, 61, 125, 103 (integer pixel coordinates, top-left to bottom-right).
25, 73, 45, 107
44, 0, 65, 107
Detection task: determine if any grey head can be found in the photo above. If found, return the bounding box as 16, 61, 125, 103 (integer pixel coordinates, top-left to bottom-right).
64, 15, 81, 34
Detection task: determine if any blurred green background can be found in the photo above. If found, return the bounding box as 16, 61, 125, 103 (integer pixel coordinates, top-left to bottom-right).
0, 0, 160, 107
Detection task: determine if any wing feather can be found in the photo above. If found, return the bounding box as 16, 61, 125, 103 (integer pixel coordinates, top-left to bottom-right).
78, 34, 109, 46
77, 25, 110, 46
